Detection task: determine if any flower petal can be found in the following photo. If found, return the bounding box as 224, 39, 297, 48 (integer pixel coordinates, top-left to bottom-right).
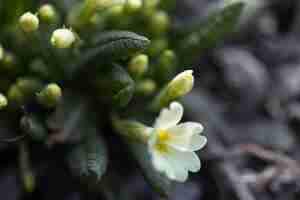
189, 135, 207, 151
165, 123, 206, 151
154, 102, 183, 130
168, 149, 201, 173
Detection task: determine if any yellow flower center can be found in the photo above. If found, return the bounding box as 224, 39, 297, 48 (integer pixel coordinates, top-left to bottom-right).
155, 130, 172, 153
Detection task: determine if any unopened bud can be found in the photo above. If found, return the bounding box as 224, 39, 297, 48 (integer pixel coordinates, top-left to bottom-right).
128, 54, 149, 79
19, 12, 39, 32
86, 0, 113, 11
156, 49, 176, 82
0, 45, 3, 60
137, 79, 157, 96
147, 38, 168, 56
51, 28, 76, 48
37, 83, 62, 108
38, 4, 58, 23
0, 93, 8, 109
152, 70, 194, 110
149, 11, 170, 35
7, 85, 24, 105
124, 0, 142, 13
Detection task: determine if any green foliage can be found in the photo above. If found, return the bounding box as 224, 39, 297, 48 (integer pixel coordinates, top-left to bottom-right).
178, 2, 245, 62
68, 127, 108, 187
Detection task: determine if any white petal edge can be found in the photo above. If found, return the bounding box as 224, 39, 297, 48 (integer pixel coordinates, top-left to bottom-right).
154, 101, 183, 130
168, 149, 201, 173
165, 123, 206, 151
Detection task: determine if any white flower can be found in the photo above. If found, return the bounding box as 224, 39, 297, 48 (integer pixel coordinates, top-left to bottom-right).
51, 28, 76, 49
147, 101, 206, 182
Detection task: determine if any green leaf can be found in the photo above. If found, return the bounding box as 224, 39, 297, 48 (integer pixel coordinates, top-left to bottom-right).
126, 140, 173, 197
179, 2, 244, 61
94, 64, 135, 107
67, 127, 108, 187
71, 31, 150, 71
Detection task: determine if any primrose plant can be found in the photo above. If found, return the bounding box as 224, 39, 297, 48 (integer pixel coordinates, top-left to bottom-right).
0, 0, 244, 197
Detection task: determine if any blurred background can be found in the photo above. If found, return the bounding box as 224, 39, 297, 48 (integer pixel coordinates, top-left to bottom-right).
2, 0, 300, 199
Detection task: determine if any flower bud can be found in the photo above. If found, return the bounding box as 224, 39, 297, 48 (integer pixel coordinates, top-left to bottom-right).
137, 79, 157, 96
7, 85, 24, 105
152, 70, 194, 110
1, 52, 16, 71
86, 0, 113, 11
0, 45, 3, 60
19, 12, 39, 32
8, 78, 42, 106
147, 38, 168, 56
37, 83, 62, 108
149, 11, 170, 35
51, 28, 76, 48
128, 54, 149, 79
0, 93, 8, 109
38, 4, 58, 24
156, 49, 176, 82
124, 0, 142, 13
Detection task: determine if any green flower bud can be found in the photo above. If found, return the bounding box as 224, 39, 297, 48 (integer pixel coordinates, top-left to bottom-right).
152, 70, 194, 110
149, 11, 170, 35
147, 38, 168, 56
124, 0, 142, 13
8, 78, 42, 106
142, 0, 159, 16
112, 118, 150, 144
156, 49, 176, 83
0, 93, 8, 109
37, 83, 62, 108
51, 28, 76, 48
38, 4, 58, 24
137, 79, 157, 96
7, 85, 24, 105
19, 12, 39, 32
1, 52, 16, 71
86, 0, 114, 11
128, 54, 149, 79
0, 45, 3, 60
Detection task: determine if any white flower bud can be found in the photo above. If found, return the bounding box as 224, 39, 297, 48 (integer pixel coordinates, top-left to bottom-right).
51, 28, 76, 48
152, 70, 194, 110
19, 12, 39, 32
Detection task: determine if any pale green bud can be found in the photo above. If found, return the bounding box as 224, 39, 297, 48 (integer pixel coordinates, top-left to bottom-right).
128, 54, 149, 79
0, 45, 3, 60
137, 79, 157, 96
86, 0, 114, 11
156, 49, 176, 82
19, 12, 39, 32
152, 70, 194, 110
147, 38, 168, 56
149, 11, 170, 34
51, 28, 76, 48
7, 85, 24, 105
124, 0, 142, 13
0, 93, 8, 109
8, 78, 42, 105
168, 70, 194, 96
38, 4, 58, 23
37, 83, 62, 108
